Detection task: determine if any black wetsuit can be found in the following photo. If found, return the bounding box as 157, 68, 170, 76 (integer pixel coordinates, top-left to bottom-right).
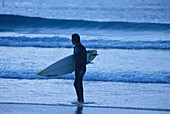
73, 43, 87, 102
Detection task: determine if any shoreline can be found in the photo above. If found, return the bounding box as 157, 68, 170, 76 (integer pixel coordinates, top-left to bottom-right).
1, 103, 170, 114
0, 77, 170, 85
0, 102, 170, 112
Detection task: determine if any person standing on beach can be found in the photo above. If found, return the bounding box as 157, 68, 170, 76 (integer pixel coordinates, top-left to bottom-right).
72, 33, 87, 103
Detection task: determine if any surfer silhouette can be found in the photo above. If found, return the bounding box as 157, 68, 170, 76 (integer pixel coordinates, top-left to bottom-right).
72, 33, 87, 103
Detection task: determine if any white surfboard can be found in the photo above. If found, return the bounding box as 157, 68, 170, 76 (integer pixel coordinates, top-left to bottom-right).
37, 50, 98, 77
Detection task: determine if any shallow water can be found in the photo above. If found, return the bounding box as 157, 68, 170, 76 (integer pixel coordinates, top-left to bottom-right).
0, 79, 170, 111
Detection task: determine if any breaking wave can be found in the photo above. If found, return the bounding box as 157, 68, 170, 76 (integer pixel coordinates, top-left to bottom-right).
0, 14, 170, 31
0, 36, 170, 50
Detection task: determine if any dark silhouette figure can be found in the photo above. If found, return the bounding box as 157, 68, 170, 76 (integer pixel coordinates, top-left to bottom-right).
72, 34, 87, 103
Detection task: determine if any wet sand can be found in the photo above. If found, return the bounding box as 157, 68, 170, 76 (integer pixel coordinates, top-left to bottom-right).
0, 79, 170, 114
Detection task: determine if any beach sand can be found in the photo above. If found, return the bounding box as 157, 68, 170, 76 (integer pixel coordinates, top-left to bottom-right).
0, 79, 169, 114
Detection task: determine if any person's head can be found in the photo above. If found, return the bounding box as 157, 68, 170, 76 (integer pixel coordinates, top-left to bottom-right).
72, 33, 80, 45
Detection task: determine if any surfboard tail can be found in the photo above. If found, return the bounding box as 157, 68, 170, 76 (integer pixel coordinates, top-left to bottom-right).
37, 71, 44, 76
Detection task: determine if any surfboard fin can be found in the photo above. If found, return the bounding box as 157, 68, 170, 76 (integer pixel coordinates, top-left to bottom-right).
87, 62, 94, 64
92, 54, 99, 56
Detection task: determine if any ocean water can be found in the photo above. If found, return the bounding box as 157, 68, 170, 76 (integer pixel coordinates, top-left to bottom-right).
0, 1, 170, 113
0, 0, 170, 83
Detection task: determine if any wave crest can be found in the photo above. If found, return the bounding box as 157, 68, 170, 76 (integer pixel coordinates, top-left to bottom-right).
0, 36, 170, 50
0, 14, 170, 31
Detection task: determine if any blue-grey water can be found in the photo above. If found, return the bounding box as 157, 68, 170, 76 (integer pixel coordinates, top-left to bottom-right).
1, 1, 170, 113
0, 0, 170, 83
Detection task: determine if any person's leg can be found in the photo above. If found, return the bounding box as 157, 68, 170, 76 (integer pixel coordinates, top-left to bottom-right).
74, 69, 85, 102
74, 78, 80, 101
78, 70, 85, 102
